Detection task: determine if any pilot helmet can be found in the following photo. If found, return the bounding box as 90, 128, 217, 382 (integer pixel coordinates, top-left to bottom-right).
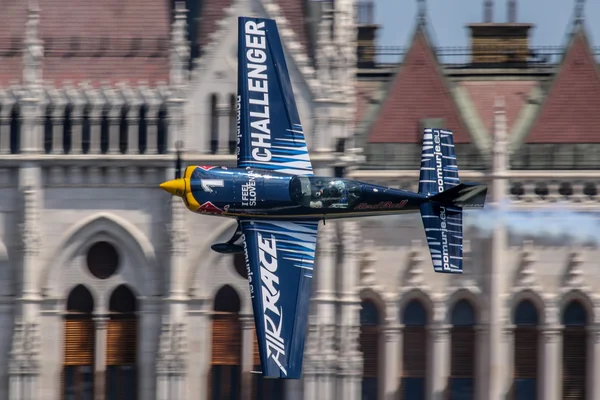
333, 181, 345, 190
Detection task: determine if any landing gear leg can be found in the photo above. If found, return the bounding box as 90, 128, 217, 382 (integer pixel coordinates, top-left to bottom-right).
211, 220, 244, 254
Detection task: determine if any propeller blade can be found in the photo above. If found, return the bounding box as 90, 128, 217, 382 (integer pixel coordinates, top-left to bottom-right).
175, 140, 183, 179
175, 149, 182, 179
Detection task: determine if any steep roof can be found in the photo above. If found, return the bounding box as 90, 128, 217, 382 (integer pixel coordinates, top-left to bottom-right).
365, 24, 471, 144
523, 23, 600, 143
0, 0, 171, 87
459, 80, 539, 136
196, 0, 310, 56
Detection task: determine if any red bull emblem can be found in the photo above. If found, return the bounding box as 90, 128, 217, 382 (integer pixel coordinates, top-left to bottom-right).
198, 201, 223, 215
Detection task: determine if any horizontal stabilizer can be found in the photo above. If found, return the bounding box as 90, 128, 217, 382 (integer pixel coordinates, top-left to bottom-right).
428, 182, 487, 209
420, 203, 463, 274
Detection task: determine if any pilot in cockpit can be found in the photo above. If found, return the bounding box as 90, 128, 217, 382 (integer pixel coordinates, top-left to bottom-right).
322, 180, 348, 208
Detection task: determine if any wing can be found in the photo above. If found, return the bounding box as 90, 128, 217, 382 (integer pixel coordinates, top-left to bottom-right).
240, 219, 318, 378
236, 16, 313, 176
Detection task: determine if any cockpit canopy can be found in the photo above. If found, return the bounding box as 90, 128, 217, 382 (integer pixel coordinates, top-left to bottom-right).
289, 176, 362, 209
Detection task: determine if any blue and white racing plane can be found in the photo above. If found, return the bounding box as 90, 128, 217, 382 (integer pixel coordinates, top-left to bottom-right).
160, 16, 487, 379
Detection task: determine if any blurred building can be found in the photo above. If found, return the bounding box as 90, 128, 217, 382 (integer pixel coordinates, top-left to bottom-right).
0, 0, 598, 400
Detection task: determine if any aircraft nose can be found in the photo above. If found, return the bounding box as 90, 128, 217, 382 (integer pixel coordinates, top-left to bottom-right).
160, 178, 186, 197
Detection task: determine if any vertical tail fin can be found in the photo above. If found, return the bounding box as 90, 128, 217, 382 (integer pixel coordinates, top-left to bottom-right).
418, 129, 463, 273
418, 129, 460, 196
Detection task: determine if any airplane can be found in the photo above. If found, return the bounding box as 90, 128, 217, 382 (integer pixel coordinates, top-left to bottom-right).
159, 16, 487, 379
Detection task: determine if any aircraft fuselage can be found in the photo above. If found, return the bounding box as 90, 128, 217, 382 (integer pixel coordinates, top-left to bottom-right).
161, 165, 427, 220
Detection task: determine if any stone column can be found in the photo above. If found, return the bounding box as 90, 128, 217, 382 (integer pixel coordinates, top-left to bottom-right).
302, 323, 318, 400
475, 324, 489, 399
428, 324, 450, 400
312, 99, 330, 152
587, 325, 600, 400
0, 105, 12, 154
487, 96, 510, 400
8, 321, 40, 400
503, 325, 515, 396
108, 106, 121, 154
51, 106, 64, 154
338, 220, 363, 399
146, 106, 159, 155
240, 316, 254, 400
89, 107, 103, 154
20, 184, 42, 323
70, 105, 83, 154
93, 316, 108, 400
127, 106, 140, 154
18, 97, 43, 154
139, 298, 161, 400
168, 197, 188, 321
383, 325, 402, 400
540, 325, 562, 400
314, 222, 337, 398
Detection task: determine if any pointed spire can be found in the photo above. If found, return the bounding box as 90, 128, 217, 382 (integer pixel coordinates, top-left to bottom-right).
564, 246, 585, 287
170, 1, 189, 88
360, 240, 377, 286
516, 240, 536, 286
417, 0, 427, 24
574, 0, 585, 24
316, 0, 334, 93
484, 0, 494, 23
23, 0, 43, 88
405, 240, 424, 286
507, 0, 517, 23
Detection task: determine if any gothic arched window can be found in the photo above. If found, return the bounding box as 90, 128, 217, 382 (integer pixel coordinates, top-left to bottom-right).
210, 285, 242, 400
82, 105, 91, 154
119, 105, 129, 154
400, 299, 428, 400
63, 284, 95, 399
106, 284, 138, 400
44, 105, 53, 154
449, 299, 476, 400
210, 94, 218, 154
100, 105, 110, 154
561, 300, 588, 399
10, 104, 20, 154
138, 105, 147, 154
360, 299, 380, 400
63, 104, 73, 154
157, 105, 168, 154
512, 299, 540, 400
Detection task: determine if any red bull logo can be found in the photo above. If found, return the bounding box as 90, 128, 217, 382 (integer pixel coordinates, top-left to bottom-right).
355, 200, 408, 210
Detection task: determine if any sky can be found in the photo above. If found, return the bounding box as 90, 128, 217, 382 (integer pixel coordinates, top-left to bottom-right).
375, 0, 600, 49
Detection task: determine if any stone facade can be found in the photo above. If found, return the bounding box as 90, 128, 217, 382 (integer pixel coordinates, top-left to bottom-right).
0, 1, 599, 400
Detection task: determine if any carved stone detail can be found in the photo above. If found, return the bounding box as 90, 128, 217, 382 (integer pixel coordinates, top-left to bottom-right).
170, 2, 190, 89
540, 325, 563, 344
9, 320, 40, 375
563, 247, 585, 288
515, 240, 537, 288
156, 319, 187, 375
428, 324, 451, 343
360, 241, 377, 287
404, 240, 424, 286
168, 198, 188, 255
24, 4, 43, 87
21, 187, 41, 256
